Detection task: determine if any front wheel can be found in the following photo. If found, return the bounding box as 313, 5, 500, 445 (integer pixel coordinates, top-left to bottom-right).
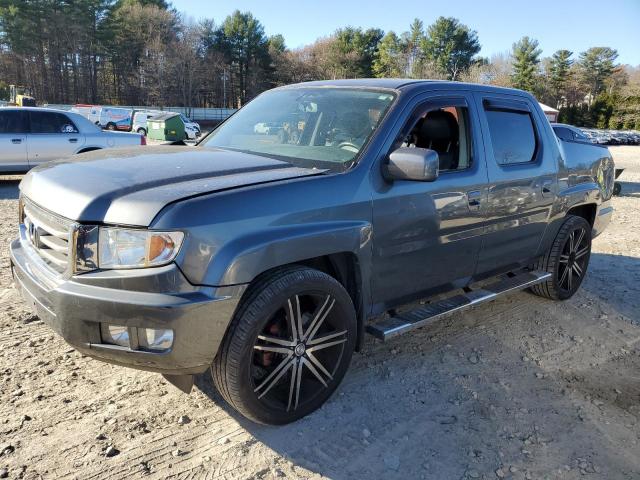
530, 215, 592, 300
212, 266, 356, 425
137, 127, 147, 136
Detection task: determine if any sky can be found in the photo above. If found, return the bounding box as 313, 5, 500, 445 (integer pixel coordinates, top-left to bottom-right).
170, 0, 640, 66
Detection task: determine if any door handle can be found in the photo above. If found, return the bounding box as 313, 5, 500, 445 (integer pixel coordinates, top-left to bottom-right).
11, 138, 22, 144
68, 138, 78, 143
467, 190, 482, 210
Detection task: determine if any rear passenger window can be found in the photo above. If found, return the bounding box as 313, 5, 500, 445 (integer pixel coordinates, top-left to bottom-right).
30, 112, 79, 134
0, 111, 28, 134
485, 109, 537, 165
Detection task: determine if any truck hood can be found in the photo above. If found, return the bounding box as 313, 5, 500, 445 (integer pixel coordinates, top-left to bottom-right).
20, 146, 323, 226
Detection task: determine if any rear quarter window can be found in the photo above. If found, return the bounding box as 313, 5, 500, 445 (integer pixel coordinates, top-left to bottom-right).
485, 109, 537, 165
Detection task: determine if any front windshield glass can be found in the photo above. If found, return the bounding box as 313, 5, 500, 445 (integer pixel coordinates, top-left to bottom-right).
201, 87, 396, 169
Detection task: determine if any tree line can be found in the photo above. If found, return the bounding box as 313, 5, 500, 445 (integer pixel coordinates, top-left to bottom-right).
1, 0, 638, 129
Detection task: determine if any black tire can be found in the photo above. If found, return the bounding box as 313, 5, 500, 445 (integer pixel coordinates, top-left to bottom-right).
530, 215, 592, 300
212, 266, 356, 425
613, 182, 622, 196
106, 123, 116, 131
137, 127, 147, 136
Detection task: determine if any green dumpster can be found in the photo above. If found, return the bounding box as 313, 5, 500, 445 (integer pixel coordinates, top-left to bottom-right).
147, 112, 186, 141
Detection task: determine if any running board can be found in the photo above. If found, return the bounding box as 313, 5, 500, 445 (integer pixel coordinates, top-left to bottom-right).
366, 270, 551, 341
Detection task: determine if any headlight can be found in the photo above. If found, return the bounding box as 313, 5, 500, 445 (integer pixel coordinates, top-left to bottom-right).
98, 228, 184, 269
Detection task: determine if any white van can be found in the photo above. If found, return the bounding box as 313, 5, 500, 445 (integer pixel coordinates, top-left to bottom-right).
132, 110, 164, 136
70, 104, 102, 124
98, 107, 133, 131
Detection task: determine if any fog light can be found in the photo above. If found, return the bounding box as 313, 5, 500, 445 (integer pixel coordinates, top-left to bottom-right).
138, 328, 173, 352
100, 324, 130, 348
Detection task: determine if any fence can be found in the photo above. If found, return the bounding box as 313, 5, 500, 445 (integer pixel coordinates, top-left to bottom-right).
0, 101, 236, 122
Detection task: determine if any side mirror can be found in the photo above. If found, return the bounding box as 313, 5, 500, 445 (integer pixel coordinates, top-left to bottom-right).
385, 147, 439, 182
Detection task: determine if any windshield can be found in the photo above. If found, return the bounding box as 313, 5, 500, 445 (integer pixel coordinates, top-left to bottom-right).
201, 87, 396, 169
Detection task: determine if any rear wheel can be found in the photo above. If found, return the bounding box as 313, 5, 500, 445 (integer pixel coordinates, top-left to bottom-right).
106, 122, 116, 131
137, 127, 147, 136
530, 215, 592, 300
212, 266, 356, 425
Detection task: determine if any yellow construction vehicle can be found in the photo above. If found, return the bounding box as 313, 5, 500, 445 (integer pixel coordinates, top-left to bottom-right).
9, 85, 36, 106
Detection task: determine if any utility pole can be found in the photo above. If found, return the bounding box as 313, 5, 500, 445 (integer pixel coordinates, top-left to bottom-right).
221, 68, 228, 108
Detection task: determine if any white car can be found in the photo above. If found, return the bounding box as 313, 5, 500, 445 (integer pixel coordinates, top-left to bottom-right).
0, 107, 145, 173
180, 114, 201, 140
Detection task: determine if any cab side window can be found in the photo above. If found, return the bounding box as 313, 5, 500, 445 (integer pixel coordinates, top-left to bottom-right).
484, 109, 536, 165
400, 105, 472, 172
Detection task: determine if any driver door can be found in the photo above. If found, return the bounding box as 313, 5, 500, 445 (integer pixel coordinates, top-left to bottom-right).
370, 94, 488, 313
27, 111, 85, 166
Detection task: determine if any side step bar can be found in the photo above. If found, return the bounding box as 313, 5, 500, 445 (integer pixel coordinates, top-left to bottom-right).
366, 270, 551, 341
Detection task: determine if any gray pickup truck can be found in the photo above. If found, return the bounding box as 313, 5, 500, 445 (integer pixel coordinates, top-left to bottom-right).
10, 79, 614, 425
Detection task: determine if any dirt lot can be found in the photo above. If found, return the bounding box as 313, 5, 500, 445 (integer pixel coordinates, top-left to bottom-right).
1, 146, 639, 480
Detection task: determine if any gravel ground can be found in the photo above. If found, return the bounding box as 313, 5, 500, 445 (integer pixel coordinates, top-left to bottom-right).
0, 146, 639, 480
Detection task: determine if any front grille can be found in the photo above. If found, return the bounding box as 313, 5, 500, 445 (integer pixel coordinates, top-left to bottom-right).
22, 198, 74, 274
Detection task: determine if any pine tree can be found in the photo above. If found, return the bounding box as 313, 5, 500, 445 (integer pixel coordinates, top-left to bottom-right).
422, 17, 480, 80
511, 36, 541, 92
548, 49, 573, 108
579, 47, 618, 101
372, 32, 404, 78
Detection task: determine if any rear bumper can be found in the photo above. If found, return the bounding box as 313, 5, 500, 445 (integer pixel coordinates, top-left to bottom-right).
593, 201, 613, 238
10, 236, 246, 375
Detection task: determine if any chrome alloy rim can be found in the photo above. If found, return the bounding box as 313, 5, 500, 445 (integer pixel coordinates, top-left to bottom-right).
557, 226, 589, 292
251, 293, 347, 412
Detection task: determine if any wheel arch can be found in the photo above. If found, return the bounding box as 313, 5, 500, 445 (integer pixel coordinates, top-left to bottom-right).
293, 252, 365, 351
76, 146, 102, 154
233, 251, 367, 353
208, 220, 372, 353
566, 203, 597, 227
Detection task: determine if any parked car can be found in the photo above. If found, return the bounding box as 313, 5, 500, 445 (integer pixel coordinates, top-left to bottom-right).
10, 80, 614, 425
0, 107, 145, 173
180, 114, 201, 139
551, 123, 591, 143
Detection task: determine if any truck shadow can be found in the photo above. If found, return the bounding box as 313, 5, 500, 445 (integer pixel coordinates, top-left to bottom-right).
0, 177, 21, 200
580, 252, 640, 324
194, 252, 640, 479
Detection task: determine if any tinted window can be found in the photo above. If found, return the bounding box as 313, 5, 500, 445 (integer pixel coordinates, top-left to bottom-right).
553, 126, 573, 142
0, 111, 28, 134
30, 112, 78, 134
485, 110, 536, 165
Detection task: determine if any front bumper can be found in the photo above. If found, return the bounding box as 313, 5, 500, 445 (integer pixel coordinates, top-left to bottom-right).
10, 235, 246, 375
